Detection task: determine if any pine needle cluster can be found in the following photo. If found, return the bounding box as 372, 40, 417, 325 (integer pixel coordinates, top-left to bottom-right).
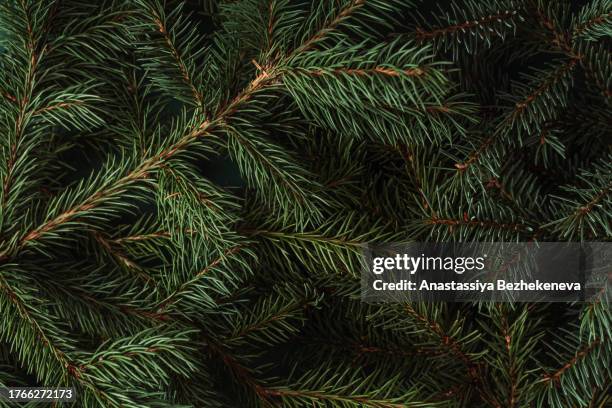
0, 0, 609, 407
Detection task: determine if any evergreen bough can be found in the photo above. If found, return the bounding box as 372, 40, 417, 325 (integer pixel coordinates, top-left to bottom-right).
0, 0, 610, 406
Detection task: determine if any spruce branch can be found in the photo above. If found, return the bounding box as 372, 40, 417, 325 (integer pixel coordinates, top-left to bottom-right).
454, 58, 576, 175
572, 0, 612, 41
544, 155, 612, 240
291, 0, 367, 55
414, 0, 524, 58
155, 243, 248, 316
531, 0, 611, 99
0, 1, 609, 406
0, 65, 273, 262
135, 0, 207, 111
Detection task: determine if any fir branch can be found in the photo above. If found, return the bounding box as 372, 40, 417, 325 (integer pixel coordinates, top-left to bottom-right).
0, 1, 609, 406
573, 12, 612, 39
532, 2, 610, 98
455, 58, 577, 172
92, 231, 155, 285
511, 59, 577, 114
260, 387, 431, 408
402, 304, 480, 371
545, 156, 612, 239
291, 0, 366, 55
572, 0, 612, 41
426, 216, 527, 233
155, 243, 245, 315
541, 338, 601, 384
112, 231, 171, 244
0, 8, 47, 234
0, 275, 77, 378
146, 5, 205, 110
0, 66, 275, 260
413, 0, 524, 57
0, 271, 119, 406
416, 10, 518, 40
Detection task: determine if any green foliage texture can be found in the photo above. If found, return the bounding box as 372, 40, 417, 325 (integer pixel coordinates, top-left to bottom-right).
0, 0, 610, 406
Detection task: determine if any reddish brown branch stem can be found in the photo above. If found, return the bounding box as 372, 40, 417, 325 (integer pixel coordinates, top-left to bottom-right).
427, 216, 525, 232
416, 10, 519, 40
572, 13, 612, 37
152, 16, 204, 108
300, 66, 425, 78
543, 338, 601, 383
156, 244, 244, 313
291, 0, 365, 55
